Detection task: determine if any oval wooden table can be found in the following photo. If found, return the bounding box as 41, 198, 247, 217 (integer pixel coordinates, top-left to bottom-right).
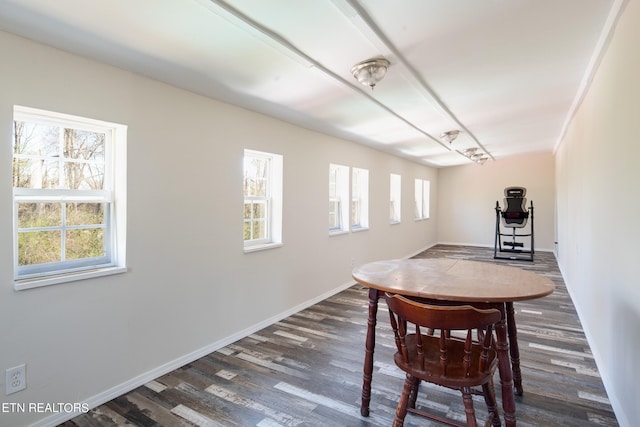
352, 258, 555, 427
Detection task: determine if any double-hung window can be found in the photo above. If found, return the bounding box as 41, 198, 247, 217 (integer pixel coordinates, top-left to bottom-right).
351, 167, 369, 230
243, 149, 282, 251
329, 163, 349, 234
414, 178, 430, 220
12, 106, 127, 289
390, 173, 401, 224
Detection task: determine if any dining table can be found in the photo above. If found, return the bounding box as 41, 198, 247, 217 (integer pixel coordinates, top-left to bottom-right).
352, 257, 555, 427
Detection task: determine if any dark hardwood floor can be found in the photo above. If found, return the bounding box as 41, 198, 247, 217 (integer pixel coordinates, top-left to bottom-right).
60, 245, 618, 426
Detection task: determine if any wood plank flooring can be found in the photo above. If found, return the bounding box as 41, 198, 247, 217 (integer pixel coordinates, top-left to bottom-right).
60, 245, 618, 426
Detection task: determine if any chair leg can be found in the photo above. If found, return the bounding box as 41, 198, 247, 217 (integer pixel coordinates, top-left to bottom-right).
393, 375, 414, 427
461, 386, 478, 427
408, 377, 420, 409
482, 380, 501, 427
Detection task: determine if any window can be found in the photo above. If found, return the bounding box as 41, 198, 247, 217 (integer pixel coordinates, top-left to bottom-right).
12, 106, 127, 289
351, 168, 369, 230
243, 149, 283, 251
329, 163, 349, 234
414, 178, 430, 220
390, 173, 401, 224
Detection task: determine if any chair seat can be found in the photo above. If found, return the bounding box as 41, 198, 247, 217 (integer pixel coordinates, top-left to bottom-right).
394, 334, 498, 389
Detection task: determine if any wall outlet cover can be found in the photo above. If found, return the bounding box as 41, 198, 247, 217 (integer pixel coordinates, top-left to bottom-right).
6, 364, 26, 395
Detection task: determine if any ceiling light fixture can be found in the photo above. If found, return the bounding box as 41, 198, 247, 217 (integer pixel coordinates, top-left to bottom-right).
440, 130, 460, 144
351, 57, 390, 89
462, 147, 489, 165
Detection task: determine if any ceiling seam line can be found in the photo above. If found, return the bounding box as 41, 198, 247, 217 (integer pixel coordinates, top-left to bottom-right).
346, 0, 494, 161
208, 0, 450, 152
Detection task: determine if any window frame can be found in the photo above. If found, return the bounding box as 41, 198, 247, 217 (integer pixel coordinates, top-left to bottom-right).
351, 167, 369, 231
390, 173, 402, 224
12, 106, 127, 290
243, 149, 283, 252
329, 163, 350, 235
414, 178, 431, 220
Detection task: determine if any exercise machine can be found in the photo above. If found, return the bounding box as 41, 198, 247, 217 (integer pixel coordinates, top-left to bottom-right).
494, 186, 534, 261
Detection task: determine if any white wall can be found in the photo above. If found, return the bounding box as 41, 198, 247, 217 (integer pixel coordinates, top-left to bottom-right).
555, 1, 639, 425
437, 152, 556, 251
0, 31, 438, 426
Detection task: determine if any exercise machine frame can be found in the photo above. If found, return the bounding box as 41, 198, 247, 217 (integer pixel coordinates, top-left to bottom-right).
494, 199, 534, 261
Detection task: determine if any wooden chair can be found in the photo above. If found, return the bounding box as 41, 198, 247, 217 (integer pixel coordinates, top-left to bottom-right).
384, 293, 503, 427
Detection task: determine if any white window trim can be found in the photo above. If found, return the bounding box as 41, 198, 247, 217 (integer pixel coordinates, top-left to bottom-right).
14, 267, 128, 291
390, 173, 402, 224
329, 163, 350, 236
422, 180, 430, 219
351, 167, 369, 232
12, 106, 127, 290
414, 178, 430, 221
243, 242, 284, 253
243, 149, 283, 252
329, 198, 342, 231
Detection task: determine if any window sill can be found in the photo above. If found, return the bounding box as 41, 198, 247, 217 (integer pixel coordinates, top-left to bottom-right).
351, 226, 369, 233
14, 266, 128, 291
244, 242, 283, 253
329, 229, 349, 237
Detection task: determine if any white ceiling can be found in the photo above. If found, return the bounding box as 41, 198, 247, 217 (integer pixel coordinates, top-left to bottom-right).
0, 0, 623, 167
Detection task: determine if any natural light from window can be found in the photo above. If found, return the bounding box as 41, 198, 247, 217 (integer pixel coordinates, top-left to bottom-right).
12, 106, 127, 290
351, 167, 369, 230
414, 178, 430, 220
329, 163, 349, 234
390, 173, 401, 224
243, 149, 283, 252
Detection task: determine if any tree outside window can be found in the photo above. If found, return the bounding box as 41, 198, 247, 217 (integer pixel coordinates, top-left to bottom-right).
244, 153, 270, 243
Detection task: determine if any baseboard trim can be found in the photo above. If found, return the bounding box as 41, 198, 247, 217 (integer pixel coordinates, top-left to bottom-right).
436, 241, 555, 253
405, 242, 438, 259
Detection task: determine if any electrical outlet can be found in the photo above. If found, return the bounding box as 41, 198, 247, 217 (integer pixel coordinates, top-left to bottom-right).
6, 364, 26, 395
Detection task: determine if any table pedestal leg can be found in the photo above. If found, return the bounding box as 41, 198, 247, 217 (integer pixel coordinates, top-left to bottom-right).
361, 288, 380, 417
495, 304, 517, 426
506, 302, 523, 396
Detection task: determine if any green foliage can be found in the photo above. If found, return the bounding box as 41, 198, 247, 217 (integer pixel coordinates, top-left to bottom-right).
17, 203, 105, 266
18, 231, 61, 265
